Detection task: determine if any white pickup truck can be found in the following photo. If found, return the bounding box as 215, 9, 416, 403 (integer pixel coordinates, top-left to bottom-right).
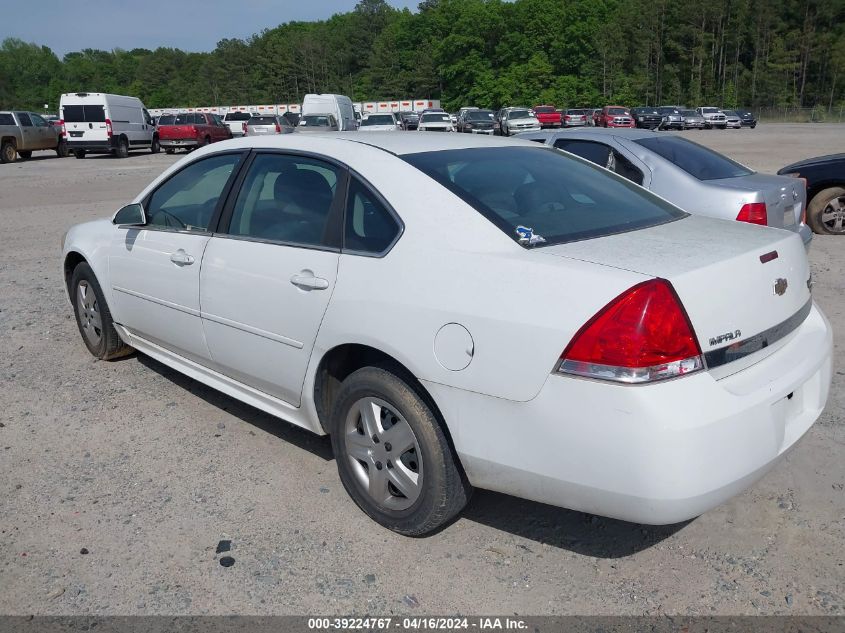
222, 111, 251, 137
0, 111, 69, 163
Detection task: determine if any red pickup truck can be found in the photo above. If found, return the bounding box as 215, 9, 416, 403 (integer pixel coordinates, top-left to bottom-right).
597, 106, 635, 128
532, 105, 561, 128
157, 113, 232, 153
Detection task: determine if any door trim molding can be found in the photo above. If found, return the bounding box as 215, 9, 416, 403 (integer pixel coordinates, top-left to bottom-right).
200, 311, 304, 349
113, 285, 200, 317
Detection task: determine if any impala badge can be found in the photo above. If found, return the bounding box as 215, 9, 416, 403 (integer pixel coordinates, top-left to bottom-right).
774, 278, 788, 296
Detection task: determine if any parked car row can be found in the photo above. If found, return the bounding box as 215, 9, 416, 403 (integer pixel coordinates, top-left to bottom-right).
596, 105, 758, 130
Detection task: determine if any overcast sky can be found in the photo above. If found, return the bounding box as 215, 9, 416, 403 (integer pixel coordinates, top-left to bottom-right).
3, 0, 419, 57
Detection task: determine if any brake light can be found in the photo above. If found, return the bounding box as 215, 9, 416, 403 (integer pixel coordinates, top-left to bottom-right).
242, 122, 247, 134
59, 119, 66, 138
736, 202, 767, 226
105, 118, 113, 137
275, 122, 281, 133
557, 279, 703, 384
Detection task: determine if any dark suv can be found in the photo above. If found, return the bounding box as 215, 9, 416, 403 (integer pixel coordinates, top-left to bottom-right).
397, 111, 419, 130
736, 109, 757, 128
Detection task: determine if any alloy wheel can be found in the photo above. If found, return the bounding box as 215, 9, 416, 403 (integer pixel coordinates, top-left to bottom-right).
820, 195, 845, 233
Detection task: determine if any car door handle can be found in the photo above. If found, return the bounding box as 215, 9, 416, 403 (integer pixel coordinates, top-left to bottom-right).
170, 250, 195, 265
290, 272, 329, 290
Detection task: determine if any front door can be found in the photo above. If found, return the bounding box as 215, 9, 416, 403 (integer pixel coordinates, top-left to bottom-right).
200, 152, 344, 405
109, 151, 245, 364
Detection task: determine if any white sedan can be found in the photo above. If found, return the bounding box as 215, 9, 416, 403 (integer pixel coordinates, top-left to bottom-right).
62, 133, 832, 536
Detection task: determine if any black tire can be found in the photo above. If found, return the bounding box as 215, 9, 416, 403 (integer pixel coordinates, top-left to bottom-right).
115, 137, 129, 158
18, 150, 32, 159
330, 366, 471, 536
751, 123, 757, 129
806, 186, 845, 235
165, 148, 175, 155
74, 149, 86, 159
151, 136, 160, 154
70, 262, 133, 360
0, 141, 15, 163
56, 140, 69, 157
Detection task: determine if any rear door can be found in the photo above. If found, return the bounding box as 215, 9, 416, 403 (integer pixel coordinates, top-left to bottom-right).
199, 151, 344, 405
14, 112, 36, 150
63, 102, 108, 143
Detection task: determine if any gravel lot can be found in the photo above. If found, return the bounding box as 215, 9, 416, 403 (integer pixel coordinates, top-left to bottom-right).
1, 124, 844, 617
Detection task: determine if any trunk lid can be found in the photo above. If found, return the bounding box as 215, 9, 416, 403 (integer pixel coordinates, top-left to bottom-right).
710, 173, 805, 230
538, 215, 811, 371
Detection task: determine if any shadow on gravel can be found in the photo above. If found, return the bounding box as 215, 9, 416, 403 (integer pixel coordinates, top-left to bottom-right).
137, 354, 334, 461
136, 354, 688, 553
461, 489, 689, 557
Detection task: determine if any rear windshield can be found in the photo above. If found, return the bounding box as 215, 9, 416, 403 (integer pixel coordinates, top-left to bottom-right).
607, 108, 628, 115
157, 115, 176, 125
300, 115, 332, 126
567, 109, 586, 115
533, 106, 555, 113
62, 104, 105, 122
466, 110, 494, 121
635, 136, 753, 181
420, 113, 450, 123
403, 147, 685, 247
225, 112, 251, 121
0, 113, 14, 125
248, 116, 276, 125
362, 114, 395, 126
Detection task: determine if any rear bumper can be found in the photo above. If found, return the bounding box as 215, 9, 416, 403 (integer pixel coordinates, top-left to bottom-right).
539, 122, 562, 128
661, 120, 685, 129
426, 303, 832, 524
67, 138, 119, 152
160, 138, 199, 148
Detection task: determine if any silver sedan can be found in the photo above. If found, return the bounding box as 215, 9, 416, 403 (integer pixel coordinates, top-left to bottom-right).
518, 128, 812, 250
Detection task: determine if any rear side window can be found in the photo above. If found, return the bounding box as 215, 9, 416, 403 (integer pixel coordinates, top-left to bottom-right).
62, 105, 105, 122
146, 153, 243, 231
0, 113, 14, 125
158, 115, 175, 125
192, 114, 206, 124
344, 178, 401, 254
17, 113, 32, 126
403, 147, 684, 247
553, 139, 644, 185
226, 154, 341, 247
635, 136, 753, 180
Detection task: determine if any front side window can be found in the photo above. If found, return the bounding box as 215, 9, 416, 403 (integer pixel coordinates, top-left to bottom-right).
30, 114, 48, 127
403, 147, 683, 247
146, 153, 243, 231
634, 136, 753, 181
226, 153, 340, 247
344, 178, 400, 254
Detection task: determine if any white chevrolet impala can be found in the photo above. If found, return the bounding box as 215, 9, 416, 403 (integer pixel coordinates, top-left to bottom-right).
62, 133, 833, 535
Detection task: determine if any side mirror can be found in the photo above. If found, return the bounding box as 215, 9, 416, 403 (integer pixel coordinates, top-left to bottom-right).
113, 203, 146, 226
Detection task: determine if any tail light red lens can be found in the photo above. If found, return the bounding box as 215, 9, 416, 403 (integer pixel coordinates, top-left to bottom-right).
736, 202, 767, 225
558, 279, 703, 384
275, 122, 281, 133
105, 118, 113, 137
59, 119, 66, 137
242, 122, 247, 134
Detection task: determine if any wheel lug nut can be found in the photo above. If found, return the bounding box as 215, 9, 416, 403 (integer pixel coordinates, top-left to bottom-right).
375, 461, 383, 470
384, 442, 392, 452
372, 435, 379, 444
386, 460, 392, 469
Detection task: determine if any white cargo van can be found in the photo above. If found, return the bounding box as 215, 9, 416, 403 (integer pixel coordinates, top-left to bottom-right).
60, 93, 158, 158
301, 94, 357, 131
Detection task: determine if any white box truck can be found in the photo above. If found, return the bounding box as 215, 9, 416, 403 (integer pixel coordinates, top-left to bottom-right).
302, 94, 357, 131
60, 93, 158, 158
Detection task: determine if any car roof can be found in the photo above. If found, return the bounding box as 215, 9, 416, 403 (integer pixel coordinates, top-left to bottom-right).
212, 131, 539, 156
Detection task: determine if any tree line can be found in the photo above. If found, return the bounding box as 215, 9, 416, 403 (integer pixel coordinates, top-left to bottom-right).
1, 0, 843, 113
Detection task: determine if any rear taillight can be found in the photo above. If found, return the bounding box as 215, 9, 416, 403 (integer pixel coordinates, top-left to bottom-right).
242, 122, 247, 134
105, 118, 113, 137
557, 279, 703, 384
736, 202, 767, 226
275, 122, 281, 133
59, 119, 66, 137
